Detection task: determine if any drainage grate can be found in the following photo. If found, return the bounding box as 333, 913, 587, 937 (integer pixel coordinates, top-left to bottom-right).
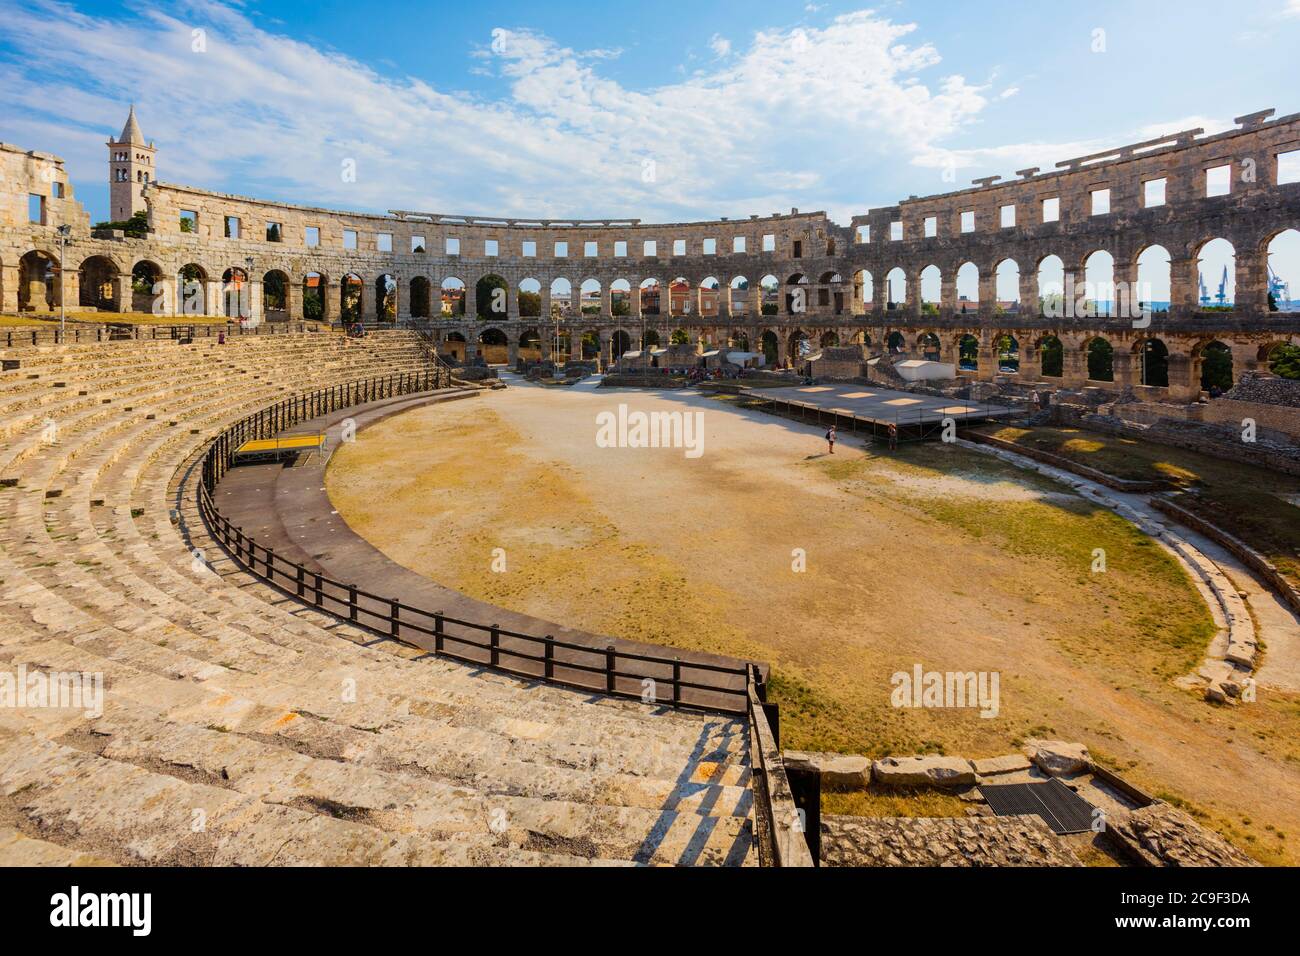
979, 778, 1097, 835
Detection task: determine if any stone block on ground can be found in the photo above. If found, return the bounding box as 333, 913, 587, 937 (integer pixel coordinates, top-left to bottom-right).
871, 755, 975, 789
1021, 739, 1091, 777
781, 750, 870, 790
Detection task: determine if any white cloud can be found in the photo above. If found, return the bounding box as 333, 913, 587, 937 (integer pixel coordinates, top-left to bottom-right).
1284, 0, 1300, 18
0, 2, 996, 224
709, 34, 732, 58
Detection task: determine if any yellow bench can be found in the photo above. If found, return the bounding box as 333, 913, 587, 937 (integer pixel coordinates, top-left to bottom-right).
233, 433, 326, 462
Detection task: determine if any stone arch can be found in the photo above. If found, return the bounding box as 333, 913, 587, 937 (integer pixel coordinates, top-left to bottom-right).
669, 276, 691, 317
375, 273, 397, 321
919, 264, 941, 313
79, 254, 119, 311
176, 263, 208, 317
957, 333, 979, 370
221, 267, 250, 319
886, 330, 906, 353
729, 275, 749, 316
550, 277, 572, 317
761, 329, 779, 366
1195, 238, 1236, 309
302, 272, 326, 321
918, 332, 941, 360
820, 330, 839, 348
956, 261, 979, 313
1135, 245, 1171, 316
884, 267, 907, 310
853, 269, 873, 312
128, 259, 167, 314
639, 278, 661, 316
610, 278, 631, 317
518, 327, 542, 361
441, 331, 467, 362
1262, 340, 1300, 379
18, 250, 59, 312
1194, 339, 1234, 392
341, 272, 363, 322
579, 278, 602, 316
611, 329, 633, 360
1036, 254, 1065, 318
476, 273, 508, 321
409, 275, 432, 319
1135, 337, 1169, 387
441, 276, 466, 317
699, 276, 720, 317
1265, 228, 1299, 312
995, 258, 1020, 313
262, 269, 289, 320
477, 326, 508, 363
518, 277, 541, 318
785, 273, 809, 315
1086, 335, 1114, 382
1038, 334, 1064, 377
788, 328, 811, 363
1083, 250, 1115, 318
994, 333, 1020, 372
760, 274, 780, 315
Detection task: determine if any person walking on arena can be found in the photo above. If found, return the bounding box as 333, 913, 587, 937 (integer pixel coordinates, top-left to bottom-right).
825, 425, 836, 455
887, 421, 898, 451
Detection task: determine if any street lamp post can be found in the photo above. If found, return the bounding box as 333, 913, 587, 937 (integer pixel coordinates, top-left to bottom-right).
243, 256, 255, 325
56, 224, 72, 341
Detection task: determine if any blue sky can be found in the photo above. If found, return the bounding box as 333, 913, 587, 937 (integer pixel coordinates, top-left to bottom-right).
2, 0, 1299, 228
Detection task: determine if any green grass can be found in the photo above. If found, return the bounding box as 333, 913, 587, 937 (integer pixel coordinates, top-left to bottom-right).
982, 425, 1300, 591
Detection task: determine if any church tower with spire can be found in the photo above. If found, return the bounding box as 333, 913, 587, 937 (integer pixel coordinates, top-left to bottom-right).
106, 105, 156, 222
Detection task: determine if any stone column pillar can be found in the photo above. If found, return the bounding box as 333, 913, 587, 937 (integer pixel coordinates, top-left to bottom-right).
507, 334, 519, 366
325, 278, 341, 324
288, 279, 304, 322
113, 273, 131, 314
1235, 248, 1268, 317
1062, 343, 1088, 388
247, 279, 263, 324
1170, 256, 1199, 317
1018, 272, 1037, 318
570, 329, 582, 362
395, 279, 409, 321
205, 280, 221, 319
976, 329, 996, 381
359, 279, 374, 322
1111, 348, 1135, 391
1019, 338, 1042, 383
1166, 352, 1199, 402
940, 271, 957, 314
0, 262, 18, 314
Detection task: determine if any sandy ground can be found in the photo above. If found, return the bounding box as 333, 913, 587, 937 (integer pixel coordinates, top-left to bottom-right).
326, 375, 1300, 863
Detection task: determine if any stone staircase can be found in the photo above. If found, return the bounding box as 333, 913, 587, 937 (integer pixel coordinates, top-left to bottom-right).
0, 330, 755, 866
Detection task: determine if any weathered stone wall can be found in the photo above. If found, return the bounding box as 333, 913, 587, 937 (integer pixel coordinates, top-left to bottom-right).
820, 814, 1082, 867
3, 109, 1299, 389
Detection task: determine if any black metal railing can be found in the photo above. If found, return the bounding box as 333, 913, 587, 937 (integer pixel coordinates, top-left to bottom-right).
196, 369, 751, 716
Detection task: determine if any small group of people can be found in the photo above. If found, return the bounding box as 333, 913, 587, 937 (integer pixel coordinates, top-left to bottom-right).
823, 422, 898, 454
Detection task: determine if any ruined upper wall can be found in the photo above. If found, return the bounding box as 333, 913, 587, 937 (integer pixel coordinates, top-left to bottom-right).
0, 143, 88, 234
849, 108, 1300, 251
143, 179, 842, 265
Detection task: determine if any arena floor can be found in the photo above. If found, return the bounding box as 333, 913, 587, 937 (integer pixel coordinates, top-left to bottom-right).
323, 376, 1300, 864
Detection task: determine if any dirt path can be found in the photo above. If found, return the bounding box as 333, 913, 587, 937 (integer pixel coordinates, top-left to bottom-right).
326, 378, 1300, 863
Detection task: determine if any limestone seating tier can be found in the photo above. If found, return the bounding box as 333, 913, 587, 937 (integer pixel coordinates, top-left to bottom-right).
0, 330, 755, 866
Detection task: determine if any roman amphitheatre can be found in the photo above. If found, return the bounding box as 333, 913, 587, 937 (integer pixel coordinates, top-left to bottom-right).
0, 106, 1298, 868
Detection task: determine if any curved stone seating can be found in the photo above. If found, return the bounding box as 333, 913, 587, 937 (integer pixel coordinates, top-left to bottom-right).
0, 330, 755, 866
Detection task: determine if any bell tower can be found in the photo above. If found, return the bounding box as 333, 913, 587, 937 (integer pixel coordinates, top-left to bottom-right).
107, 105, 156, 222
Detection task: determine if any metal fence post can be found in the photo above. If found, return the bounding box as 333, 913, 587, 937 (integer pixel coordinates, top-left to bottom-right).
606, 644, 616, 694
